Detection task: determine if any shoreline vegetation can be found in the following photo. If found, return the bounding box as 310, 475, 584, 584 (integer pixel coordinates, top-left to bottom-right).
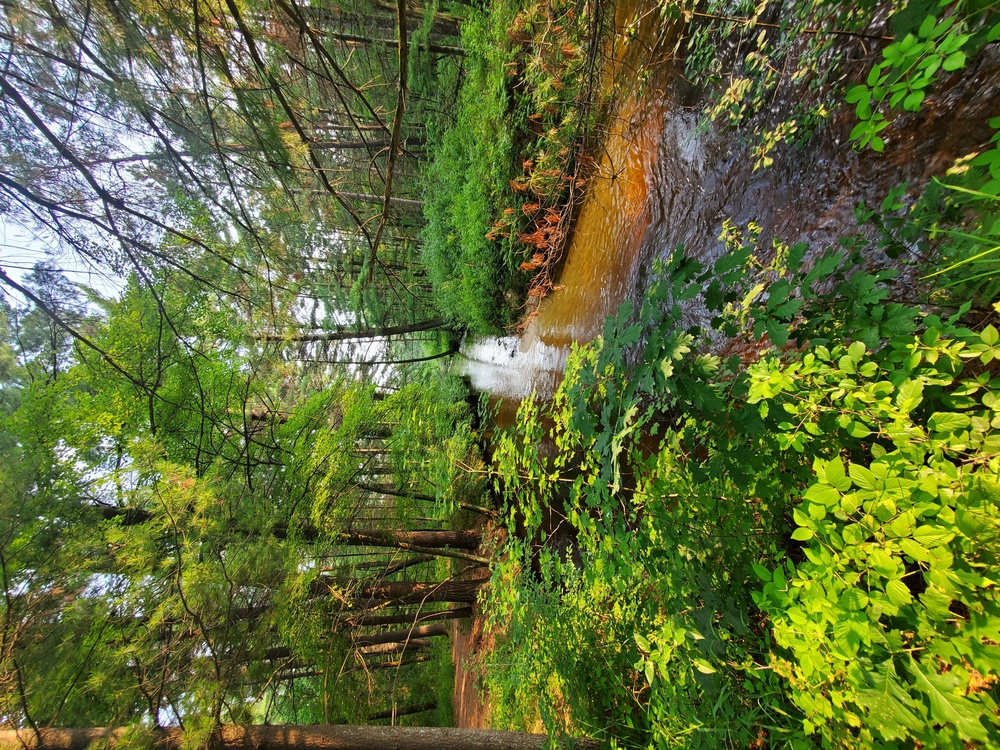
421, 0, 613, 333
458, 0, 1000, 747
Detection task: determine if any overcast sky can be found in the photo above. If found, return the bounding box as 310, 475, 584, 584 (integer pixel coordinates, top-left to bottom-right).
1, 217, 125, 303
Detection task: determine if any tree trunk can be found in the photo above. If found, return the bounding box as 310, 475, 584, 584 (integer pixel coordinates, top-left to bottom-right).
339, 529, 480, 550
368, 701, 437, 721
321, 31, 465, 56
348, 607, 471, 627
356, 639, 428, 656
352, 554, 437, 577
0, 725, 597, 750
348, 654, 431, 672
356, 484, 496, 518
279, 652, 435, 679
337, 531, 489, 565
312, 577, 481, 604
304, 191, 424, 211
256, 319, 443, 342
353, 622, 448, 647
271, 527, 488, 565
356, 484, 434, 503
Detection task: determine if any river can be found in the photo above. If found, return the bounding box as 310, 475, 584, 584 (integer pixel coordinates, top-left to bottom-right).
459, 5, 1000, 407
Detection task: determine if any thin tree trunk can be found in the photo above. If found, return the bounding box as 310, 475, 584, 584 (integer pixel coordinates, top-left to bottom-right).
312, 577, 481, 605
354, 622, 448, 647
356, 639, 428, 656
364, 0, 408, 283
279, 652, 435, 680
270, 526, 487, 565
256, 319, 443, 342
353, 344, 457, 366
274, 669, 324, 682
368, 701, 437, 721
357, 484, 435, 502
339, 529, 480, 550
337, 531, 489, 565
321, 31, 464, 56
349, 654, 431, 672
357, 484, 496, 518
353, 554, 437, 577
348, 607, 471, 628
306, 191, 424, 210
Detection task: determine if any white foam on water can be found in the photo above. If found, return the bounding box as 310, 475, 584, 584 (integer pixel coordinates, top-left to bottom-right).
458, 335, 570, 400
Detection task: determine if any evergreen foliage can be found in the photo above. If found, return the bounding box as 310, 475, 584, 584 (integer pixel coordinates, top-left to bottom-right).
0, 265, 483, 733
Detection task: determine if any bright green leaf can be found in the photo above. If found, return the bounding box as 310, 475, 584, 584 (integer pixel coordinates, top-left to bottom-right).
886, 579, 913, 607
928, 412, 971, 433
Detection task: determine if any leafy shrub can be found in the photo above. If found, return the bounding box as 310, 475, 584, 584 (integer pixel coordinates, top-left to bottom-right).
749, 322, 1000, 747
483, 216, 1000, 746
847, 9, 998, 152
479, 1, 1000, 744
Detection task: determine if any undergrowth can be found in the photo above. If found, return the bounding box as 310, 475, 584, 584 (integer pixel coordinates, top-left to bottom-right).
478, 1, 1000, 745
483, 227, 1000, 748
668, 0, 998, 169
422, 0, 599, 333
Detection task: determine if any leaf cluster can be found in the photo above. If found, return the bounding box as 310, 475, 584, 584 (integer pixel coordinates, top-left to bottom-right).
483, 194, 1000, 748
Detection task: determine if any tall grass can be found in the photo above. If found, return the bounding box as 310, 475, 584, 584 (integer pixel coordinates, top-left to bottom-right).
422, 0, 597, 333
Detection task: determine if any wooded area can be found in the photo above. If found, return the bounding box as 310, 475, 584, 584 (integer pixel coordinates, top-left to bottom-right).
9, 0, 999, 743
0, 0, 493, 737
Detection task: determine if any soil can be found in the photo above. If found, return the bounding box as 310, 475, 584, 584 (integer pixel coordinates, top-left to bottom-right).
450, 523, 501, 727
450, 595, 490, 728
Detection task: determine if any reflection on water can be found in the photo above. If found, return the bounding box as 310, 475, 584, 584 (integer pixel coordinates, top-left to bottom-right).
531, 89, 670, 348
460, 17, 673, 401
460, 335, 566, 400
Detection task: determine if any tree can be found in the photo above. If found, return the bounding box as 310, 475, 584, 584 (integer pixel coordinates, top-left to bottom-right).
5, 262, 89, 383
0, 267, 488, 731
0, 0, 462, 377
0, 0, 484, 731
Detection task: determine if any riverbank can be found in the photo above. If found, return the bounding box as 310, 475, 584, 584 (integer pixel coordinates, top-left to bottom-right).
463, 0, 1000, 745
421, 0, 641, 334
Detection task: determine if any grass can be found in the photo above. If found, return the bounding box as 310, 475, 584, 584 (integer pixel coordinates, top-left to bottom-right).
422, 0, 600, 334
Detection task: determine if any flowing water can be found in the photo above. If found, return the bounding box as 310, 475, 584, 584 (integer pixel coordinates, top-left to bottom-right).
459, 15, 1000, 406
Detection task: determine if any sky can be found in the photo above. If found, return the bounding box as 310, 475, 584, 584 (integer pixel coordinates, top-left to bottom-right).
1, 217, 126, 304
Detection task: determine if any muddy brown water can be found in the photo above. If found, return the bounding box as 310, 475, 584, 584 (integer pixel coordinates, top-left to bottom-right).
460, 35, 1000, 405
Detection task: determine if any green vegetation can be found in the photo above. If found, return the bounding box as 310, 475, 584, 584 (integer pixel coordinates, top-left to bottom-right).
0, 266, 486, 733
479, 1, 1000, 746
422, 0, 598, 332
674, 0, 999, 168
5, 0, 1000, 743
484, 234, 1000, 747
0, 0, 495, 732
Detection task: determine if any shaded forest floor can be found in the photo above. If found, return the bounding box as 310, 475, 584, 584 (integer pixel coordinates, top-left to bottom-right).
451, 526, 498, 727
